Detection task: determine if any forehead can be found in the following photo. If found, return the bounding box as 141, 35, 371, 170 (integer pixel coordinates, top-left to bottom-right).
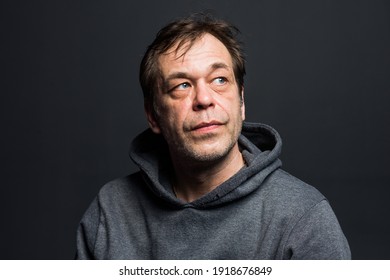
158, 33, 233, 74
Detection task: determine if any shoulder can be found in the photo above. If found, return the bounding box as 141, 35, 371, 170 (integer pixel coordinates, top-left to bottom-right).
96, 172, 147, 209
262, 169, 326, 214
259, 169, 350, 259
98, 172, 143, 195
76, 172, 146, 259
254, 168, 334, 237
78, 172, 144, 219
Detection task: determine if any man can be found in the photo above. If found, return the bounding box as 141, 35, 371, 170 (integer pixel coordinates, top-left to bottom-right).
76, 15, 351, 259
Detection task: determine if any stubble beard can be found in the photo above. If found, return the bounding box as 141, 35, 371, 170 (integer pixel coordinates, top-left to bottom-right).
169, 121, 243, 166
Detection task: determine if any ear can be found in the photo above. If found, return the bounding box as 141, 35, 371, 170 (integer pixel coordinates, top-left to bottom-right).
144, 102, 161, 134
240, 88, 245, 121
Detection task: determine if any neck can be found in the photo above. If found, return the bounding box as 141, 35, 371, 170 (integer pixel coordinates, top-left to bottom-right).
171, 144, 245, 202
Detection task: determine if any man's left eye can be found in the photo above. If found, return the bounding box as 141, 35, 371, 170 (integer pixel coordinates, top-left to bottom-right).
213, 77, 227, 85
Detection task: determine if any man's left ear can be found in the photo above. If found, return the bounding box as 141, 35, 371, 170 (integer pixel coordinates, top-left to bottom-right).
240, 88, 245, 120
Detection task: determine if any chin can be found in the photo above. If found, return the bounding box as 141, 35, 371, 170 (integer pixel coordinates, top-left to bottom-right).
185, 142, 235, 162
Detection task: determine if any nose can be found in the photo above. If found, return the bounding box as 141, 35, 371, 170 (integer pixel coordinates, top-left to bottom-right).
192, 82, 215, 111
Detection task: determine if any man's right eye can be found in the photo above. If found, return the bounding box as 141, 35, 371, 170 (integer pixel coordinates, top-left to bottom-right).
166, 81, 192, 95
175, 82, 191, 90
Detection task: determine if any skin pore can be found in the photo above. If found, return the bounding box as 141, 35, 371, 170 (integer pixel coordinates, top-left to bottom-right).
146, 33, 246, 202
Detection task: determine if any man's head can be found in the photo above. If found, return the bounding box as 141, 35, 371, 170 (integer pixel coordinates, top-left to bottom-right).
139, 15, 246, 164
140, 14, 246, 113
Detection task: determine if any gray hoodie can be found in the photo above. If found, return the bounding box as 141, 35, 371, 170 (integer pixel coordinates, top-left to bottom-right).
76, 122, 351, 259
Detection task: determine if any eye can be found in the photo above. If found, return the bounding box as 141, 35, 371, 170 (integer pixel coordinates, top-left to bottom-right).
213, 77, 227, 85
167, 82, 191, 94
175, 83, 190, 90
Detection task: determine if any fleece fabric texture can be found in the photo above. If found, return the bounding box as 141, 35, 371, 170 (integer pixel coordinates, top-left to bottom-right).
76, 122, 351, 259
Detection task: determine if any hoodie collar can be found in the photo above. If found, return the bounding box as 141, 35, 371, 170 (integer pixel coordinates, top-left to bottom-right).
129, 122, 282, 208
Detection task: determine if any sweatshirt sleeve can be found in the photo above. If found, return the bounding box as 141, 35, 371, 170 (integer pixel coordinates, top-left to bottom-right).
283, 199, 351, 260
75, 198, 101, 260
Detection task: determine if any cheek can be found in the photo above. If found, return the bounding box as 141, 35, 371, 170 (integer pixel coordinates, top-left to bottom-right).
219, 95, 243, 116
156, 100, 187, 129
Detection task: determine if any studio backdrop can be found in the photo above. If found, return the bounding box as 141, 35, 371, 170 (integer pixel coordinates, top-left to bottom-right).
1, 0, 389, 259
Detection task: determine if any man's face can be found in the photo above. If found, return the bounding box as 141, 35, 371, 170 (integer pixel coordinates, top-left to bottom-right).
146, 33, 245, 163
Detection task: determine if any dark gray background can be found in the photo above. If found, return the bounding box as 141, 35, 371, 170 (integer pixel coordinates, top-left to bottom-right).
1, 0, 389, 259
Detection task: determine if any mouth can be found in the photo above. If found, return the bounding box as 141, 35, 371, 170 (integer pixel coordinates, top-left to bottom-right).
192, 121, 223, 132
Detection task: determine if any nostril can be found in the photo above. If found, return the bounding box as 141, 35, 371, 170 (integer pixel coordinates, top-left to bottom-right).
194, 102, 213, 111
196, 104, 205, 110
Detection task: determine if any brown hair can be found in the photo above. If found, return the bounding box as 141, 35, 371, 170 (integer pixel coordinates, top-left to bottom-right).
139, 14, 246, 111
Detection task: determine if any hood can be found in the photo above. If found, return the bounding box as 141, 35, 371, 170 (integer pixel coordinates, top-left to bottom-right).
129, 122, 282, 209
